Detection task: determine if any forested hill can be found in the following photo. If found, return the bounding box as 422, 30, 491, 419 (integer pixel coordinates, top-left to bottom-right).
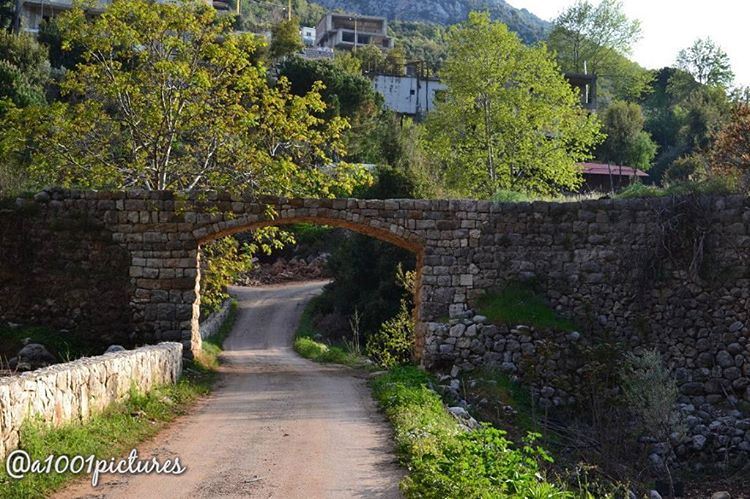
313, 0, 550, 43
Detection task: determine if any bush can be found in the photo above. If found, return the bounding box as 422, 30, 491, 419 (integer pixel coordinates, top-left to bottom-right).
200, 237, 252, 317
370, 366, 571, 498
366, 303, 413, 368
492, 189, 532, 202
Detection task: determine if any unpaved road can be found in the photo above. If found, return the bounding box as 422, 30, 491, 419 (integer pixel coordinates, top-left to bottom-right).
56, 281, 403, 498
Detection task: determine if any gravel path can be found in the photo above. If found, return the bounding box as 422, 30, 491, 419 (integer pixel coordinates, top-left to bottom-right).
56, 281, 403, 499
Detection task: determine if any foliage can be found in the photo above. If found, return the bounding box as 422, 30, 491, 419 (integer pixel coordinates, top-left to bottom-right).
293, 295, 366, 367
278, 55, 381, 119
270, 16, 304, 60
663, 153, 709, 184
492, 189, 532, 203
621, 349, 682, 495
476, 283, 577, 331
427, 12, 603, 198
383, 45, 406, 75
0, 0, 364, 196
709, 104, 750, 190
388, 21, 447, 73
365, 266, 414, 368
0, 325, 97, 368
548, 0, 650, 101
676, 38, 734, 88
0, 32, 50, 111
238, 0, 325, 31
370, 366, 571, 498
200, 238, 253, 317
351, 43, 385, 74
0, 0, 12, 31
598, 100, 656, 170
0, 364, 215, 498
614, 177, 735, 199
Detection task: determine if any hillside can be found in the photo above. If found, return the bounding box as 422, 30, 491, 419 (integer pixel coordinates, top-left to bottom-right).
312, 0, 550, 43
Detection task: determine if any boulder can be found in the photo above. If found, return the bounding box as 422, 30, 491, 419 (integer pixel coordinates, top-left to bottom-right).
16, 343, 56, 370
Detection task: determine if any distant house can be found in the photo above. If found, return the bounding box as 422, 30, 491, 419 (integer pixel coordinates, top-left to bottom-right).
300, 26, 316, 47
15, 0, 222, 33
371, 73, 445, 119
315, 13, 393, 51
579, 162, 649, 192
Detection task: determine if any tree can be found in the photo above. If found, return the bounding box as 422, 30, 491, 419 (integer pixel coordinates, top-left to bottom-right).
548, 0, 649, 100
0, 31, 50, 111
0, 0, 366, 196
269, 16, 303, 60
426, 12, 602, 197
710, 104, 750, 189
352, 43, 385, 74
676, 38, 734, 88
0, 0, 13, 31
599, 100, 656, 171
383, 45, 406, 75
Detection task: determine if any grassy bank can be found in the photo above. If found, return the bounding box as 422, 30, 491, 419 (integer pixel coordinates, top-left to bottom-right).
0, 302, 237, 498
293, 296, 366, 368
370, 366, 572, 498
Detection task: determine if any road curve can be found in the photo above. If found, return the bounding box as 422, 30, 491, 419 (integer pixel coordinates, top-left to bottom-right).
55, 281, 403, 499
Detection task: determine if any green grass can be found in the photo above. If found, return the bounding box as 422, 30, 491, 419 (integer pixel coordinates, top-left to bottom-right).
371, 366, 572, 498
293, 297, 367, 368
614, 178, 739, 199
476, 284, 577, 331
0, 301, 238, 498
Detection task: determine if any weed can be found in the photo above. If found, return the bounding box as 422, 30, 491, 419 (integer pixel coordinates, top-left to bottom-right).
476, 283, 577, 331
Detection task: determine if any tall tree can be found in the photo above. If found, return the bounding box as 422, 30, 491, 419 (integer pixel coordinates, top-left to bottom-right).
269, 16, 304, 60
0, 0, 366, 196
710, 104, 750, 189
352, 43, 385, 74
383, 45, 406, 75
599, 100, 656, 170
548, 0, 650, 101
0, 0, 13, 31
426, 12, 602, 197
676, 38, 734, 88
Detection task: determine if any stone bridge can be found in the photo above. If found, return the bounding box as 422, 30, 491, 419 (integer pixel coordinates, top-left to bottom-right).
1, 189, 749, 378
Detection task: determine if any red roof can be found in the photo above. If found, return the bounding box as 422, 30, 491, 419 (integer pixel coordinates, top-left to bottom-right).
579, 162, 648, 177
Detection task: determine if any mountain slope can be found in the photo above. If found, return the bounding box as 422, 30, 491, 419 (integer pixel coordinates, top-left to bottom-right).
313, 0, 550, 43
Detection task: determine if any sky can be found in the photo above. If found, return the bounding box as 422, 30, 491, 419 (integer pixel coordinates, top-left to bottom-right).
506, 0, 750, 88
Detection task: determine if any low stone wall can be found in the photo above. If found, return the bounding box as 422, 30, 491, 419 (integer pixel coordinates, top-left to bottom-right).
199, 300, 232, 340
0, 342, 182, 460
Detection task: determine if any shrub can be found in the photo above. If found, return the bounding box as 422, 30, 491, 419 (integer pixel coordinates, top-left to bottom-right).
200, 237, 252, 317
492, 189, 532, 203
366, 266, 416, 368
370, 366, 571, 498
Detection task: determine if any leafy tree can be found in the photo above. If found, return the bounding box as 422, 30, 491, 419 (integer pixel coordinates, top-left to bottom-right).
332, 50, 362, 76
278, 56, 379, 119
389, 21, 447, 74
426, 12, 602, 197
663, 153, 708, 184
352, 43, 385, 74
0, 0, 365, 196
383, 45, 406, 75
710, 104, 750, 189
269, 16, 304, 60
598, 100, 656, 170
0, 31, 50, 111
676, 38, 734, 88
548, 0, 650, 101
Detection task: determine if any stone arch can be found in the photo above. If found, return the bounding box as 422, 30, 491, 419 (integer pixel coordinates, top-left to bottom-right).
189, 211, 427, 360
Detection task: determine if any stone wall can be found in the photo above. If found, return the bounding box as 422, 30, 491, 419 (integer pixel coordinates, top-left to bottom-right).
199, 299, 232, 340
0, 190, 748, 412
0, 343, 182, 460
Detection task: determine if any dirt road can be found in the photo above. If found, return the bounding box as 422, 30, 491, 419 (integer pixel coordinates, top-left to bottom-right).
56, 281, 403, 498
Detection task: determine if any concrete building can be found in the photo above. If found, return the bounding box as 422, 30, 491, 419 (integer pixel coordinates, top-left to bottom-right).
371, 73, 446, 119
15, 0, 218, 33
300, 26, 316, 47
315, 13, 393, 51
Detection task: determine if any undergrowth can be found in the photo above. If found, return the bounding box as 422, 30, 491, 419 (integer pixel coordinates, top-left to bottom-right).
370, 366, 573, 498
293, 296, 368, 368
477, 283, 577, 331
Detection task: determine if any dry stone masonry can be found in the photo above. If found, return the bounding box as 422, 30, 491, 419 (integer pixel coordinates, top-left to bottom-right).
0, 343, 182, 459
1, 189, 749, 460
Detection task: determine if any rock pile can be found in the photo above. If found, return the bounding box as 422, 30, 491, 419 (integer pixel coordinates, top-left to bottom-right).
236, 254, 330, 285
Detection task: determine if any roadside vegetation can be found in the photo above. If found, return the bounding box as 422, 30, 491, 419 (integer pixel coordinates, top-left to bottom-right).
0, 303, 237, 498
0, 324, 98, 369
371, 366, 572, 498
